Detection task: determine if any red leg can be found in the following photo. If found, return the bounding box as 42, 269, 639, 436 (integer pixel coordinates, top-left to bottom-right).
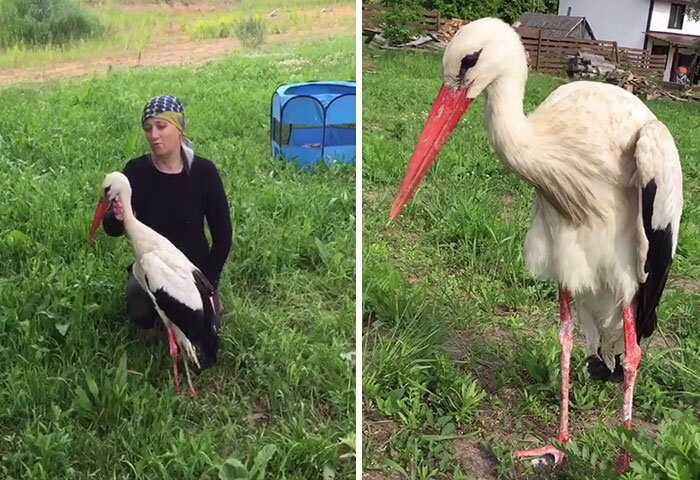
166, 324, 181, 396
517, 288, 574, 466
617, 305, 641, 475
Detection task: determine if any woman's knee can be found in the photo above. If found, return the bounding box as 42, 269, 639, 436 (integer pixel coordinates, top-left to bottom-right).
126, 276, 157, 329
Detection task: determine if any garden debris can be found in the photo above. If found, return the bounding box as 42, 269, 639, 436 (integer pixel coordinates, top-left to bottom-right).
437, 18, 467, 42
604, 70, 700, 102
369, 33, 445, 52
567, 52, 620, 78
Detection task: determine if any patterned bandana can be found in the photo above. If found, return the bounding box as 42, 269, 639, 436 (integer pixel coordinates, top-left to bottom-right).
141, 95, 195, 174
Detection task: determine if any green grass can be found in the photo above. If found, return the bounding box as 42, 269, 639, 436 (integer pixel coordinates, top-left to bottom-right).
0, 0, 354, 69
362, 48, 700, 479
0, 35, 355, 480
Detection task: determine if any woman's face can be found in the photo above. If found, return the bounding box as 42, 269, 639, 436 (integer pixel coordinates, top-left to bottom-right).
143, 117, 181, 158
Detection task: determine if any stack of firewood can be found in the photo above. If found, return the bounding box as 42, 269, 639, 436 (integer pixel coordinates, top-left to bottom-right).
604, 70, 700, 102
567, 53, 619, 78
437, 19, 467, 43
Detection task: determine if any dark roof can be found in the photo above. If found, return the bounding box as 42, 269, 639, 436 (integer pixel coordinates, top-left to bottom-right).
646, 31, 699, 47
513, 13, 596, 39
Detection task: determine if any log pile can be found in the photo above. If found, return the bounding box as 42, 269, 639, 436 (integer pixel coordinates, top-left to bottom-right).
567, 52, 619, 78
436, 18, 467, 43
604, 70, 700, 102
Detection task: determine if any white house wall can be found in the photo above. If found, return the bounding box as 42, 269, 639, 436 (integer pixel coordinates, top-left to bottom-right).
558, 0, 650, 48
649, 0, 700, 35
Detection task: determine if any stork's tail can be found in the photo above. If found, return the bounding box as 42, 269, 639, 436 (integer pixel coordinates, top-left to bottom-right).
632, 120, 683, 343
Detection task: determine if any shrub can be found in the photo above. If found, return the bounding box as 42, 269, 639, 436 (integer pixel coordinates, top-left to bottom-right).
234, 16, 266, 48
0, 0, 101, 48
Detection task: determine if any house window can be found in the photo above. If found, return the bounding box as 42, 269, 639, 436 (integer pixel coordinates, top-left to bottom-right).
668, 3, 685, 29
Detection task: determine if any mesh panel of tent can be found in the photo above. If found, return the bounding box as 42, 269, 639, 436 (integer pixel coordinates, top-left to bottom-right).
270, 81, 356, 169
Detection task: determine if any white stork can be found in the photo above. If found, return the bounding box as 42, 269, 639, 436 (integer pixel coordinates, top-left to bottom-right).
388, 18, 683, 473
89, 172, 221, 398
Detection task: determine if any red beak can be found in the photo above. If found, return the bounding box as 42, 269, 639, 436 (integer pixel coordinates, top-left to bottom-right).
88, 198, 109, 243
389, 84, 473, 223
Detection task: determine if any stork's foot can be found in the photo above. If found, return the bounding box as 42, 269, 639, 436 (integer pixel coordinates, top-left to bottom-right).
587, 355, 623, 383
186, 377, 196, 398
516, 445, 565, 467
617, 449, 630, 475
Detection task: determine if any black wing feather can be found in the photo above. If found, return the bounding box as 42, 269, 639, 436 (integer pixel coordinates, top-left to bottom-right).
636, 180, 673, 342
152, 288, 205, 344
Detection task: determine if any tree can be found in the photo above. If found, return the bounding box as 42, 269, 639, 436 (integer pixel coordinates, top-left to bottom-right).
689, 0, 700, 20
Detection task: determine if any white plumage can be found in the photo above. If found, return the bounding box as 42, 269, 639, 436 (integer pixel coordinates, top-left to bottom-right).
389, 18, 682, 471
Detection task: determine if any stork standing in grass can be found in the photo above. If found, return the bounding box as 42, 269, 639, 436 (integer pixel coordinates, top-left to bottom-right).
388, 18, 683, 473
90, 172, 221, 398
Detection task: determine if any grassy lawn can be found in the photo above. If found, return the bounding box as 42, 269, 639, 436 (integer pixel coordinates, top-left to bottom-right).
362, 48, 700, 480
0, 0, 354, 69
0, 35, 355, 479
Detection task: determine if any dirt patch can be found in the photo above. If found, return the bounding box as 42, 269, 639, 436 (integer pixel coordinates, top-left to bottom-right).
0, 5, 354, 87
244, 396, 270, 427
442, 325, 515, 391
363, 188, 391, 212
452, 437, 498, 479
670, 277, 700, 295
647, 328, 678, 350
119, 1, 236, 13
364, 409, 400, 449
363, 471, 402, 480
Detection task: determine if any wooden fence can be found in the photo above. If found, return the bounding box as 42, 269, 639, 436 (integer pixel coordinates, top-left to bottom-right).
515, 27, 666, 77
362, 3, 442, 39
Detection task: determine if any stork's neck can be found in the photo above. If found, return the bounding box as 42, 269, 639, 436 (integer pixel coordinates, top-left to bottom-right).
120, 192, 137, 228
484, 74, 534, 179
119, 192, 150, 257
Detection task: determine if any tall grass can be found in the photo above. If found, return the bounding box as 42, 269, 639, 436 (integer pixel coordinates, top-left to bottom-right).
0, 0, 101, 48
234, 17, 266, 48
0, 35, 355, 480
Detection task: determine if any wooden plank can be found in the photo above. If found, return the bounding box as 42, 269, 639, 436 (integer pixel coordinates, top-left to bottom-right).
514, 27, 542, 37
536, 28, 542, 72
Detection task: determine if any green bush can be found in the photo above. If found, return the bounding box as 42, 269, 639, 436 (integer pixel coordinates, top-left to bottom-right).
234, 16, 266, 48
0, 0, 101, 48
382, 4, 423, 45
369, 0, 559, 44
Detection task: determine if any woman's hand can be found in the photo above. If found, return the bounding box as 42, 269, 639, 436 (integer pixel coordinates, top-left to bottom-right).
112, 198, 124, 221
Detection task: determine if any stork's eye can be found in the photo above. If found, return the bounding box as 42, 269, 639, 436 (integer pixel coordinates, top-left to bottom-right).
103, 185, 111, 197
458, 49, 482, 84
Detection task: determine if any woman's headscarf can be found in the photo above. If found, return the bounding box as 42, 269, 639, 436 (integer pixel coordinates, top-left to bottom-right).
141, 95, 195, 175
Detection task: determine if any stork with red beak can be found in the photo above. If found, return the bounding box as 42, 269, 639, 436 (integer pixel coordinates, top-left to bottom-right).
89, 172, 221, 398
389, 18, 683, 473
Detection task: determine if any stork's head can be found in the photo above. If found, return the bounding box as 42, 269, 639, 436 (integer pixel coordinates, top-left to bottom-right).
88, 172, 132, 242
389, 18, 527, 222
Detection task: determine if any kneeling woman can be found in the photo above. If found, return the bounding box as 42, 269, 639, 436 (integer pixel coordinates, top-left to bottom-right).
102, 95, 232, 333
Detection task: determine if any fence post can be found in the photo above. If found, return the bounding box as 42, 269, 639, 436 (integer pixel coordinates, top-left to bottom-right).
536, 28, 542, 73
436, 11, 441, 31
613, 41, 619, 63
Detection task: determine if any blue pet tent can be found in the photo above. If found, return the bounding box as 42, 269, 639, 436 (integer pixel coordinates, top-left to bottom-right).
270, 81, 356, 169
